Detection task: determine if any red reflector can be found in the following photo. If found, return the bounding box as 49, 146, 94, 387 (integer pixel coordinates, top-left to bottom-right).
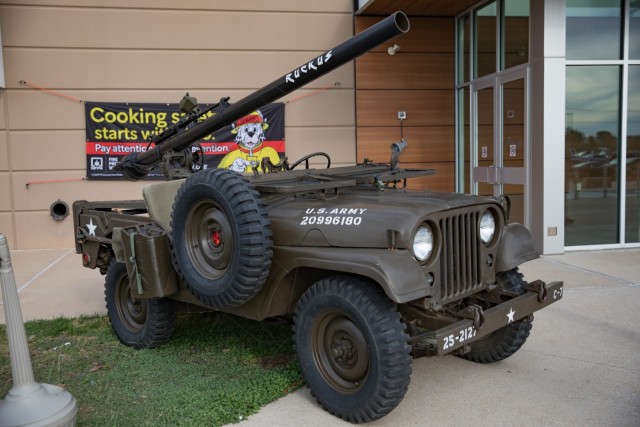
211, 230, 222, 247
82, 253, 91, 265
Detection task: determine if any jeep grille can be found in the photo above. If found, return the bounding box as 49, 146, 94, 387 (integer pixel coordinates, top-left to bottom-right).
438, 211, 483, 303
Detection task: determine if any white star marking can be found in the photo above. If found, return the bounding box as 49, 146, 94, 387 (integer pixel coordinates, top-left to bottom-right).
86, 218, 97, 236
506, 308, 515, 324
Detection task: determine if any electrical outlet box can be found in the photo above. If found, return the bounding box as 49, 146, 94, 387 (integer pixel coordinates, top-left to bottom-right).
397, 111, 406, 120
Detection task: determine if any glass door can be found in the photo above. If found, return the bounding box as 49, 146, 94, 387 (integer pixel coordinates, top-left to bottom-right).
473, 80, 497, 198
471, 69, 528, 225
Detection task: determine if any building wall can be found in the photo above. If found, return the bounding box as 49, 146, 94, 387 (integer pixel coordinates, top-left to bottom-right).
355, 16, 455, 191
0, 0, 355, 249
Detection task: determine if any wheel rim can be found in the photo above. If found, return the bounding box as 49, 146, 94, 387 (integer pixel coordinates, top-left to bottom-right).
312, 311, 369, 393
185, 200, 234, 280
115, 273, 146, 333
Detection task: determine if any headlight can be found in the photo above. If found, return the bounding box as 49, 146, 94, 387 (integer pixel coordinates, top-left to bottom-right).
479, 210, 496, 244
413, 225, 434, 262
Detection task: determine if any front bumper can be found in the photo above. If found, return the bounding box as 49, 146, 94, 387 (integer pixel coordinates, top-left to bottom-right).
434, 280, 564, 356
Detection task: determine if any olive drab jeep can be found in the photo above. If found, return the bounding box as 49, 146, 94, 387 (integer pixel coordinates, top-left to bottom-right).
72, 12, 563, 423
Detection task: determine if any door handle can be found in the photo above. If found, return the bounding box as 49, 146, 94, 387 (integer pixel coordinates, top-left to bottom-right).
473, 166, 500, 184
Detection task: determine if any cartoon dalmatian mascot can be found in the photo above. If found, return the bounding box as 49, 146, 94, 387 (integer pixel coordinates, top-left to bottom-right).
218, 110, 280, 173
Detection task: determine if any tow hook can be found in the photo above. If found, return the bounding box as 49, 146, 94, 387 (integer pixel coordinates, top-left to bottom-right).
457, 304, 485, 330
524, 280, 548, 302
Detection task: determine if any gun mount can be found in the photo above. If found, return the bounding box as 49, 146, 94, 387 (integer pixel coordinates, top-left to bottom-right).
114, 11, 410, 181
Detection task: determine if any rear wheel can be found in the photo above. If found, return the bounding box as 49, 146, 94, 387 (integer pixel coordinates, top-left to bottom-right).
458, 268, 533, 363
293, 276, 412, 423
105, 260, 175, 349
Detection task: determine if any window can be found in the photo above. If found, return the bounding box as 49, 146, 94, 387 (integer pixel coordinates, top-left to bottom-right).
566, 0, 622, 60
503, 0, 529, 69
457, 0, 531, 195
458, 14, 471, 84
565, 66, 620, 245
626, 66, 640, 243
475, 1, 497, 78
630, 1, 640, 59
565, 1, 640, 247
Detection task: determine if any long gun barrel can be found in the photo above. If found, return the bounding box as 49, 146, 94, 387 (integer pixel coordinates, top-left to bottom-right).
115, 11, 409, 180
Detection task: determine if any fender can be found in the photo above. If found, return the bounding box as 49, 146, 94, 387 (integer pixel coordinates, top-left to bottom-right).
496, 223, 539, 272
272, 246, 432, 304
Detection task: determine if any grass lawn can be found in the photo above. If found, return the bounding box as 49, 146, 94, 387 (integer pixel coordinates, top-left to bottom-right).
0, 312, 302, 426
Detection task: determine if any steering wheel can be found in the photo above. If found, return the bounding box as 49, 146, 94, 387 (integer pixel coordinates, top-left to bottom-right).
289, 152, 331, 170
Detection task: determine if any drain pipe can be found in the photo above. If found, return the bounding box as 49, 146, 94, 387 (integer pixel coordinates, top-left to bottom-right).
0, 233, 77, 426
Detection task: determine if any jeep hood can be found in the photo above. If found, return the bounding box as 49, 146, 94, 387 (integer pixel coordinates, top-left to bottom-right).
267, 190, 501, 248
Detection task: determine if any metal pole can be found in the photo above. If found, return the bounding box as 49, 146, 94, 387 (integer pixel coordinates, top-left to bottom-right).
0, 233, 36, 389
0, 233, 77, 427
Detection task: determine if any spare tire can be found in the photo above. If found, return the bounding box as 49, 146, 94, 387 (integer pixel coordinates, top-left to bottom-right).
170, 168, 272, 308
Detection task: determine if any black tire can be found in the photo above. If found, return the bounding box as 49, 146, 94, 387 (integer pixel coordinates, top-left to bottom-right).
293, 276, 412, 423
458, 268, 533, 363
104, 260, 176, 349
170, 168, 273, 308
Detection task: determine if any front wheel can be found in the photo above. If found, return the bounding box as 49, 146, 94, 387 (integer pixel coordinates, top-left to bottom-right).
458, 268, 533, 363
105, 260, 176, 349
293, 276, 412, 423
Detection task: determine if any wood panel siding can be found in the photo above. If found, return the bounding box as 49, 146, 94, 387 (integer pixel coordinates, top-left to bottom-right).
356, 16, 454, 53
356, 126, 454, 163
0, 174, 11, 210
356, 53, 454, 90
401, 162, 455, 192
1, 7, 353, 51
356, 90, 454, 126
0, 133, 8, 170
355, 16, 455, 192
8, 0, 352, 13
4, 49, 354, 91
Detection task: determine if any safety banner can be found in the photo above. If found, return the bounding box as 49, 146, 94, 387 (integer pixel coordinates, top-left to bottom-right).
84, 101, 285, 179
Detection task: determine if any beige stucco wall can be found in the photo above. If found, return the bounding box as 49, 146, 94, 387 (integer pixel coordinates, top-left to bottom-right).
0, 0, 356, 249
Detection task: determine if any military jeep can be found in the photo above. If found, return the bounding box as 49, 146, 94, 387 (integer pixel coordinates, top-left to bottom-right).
72, 12, 563, 422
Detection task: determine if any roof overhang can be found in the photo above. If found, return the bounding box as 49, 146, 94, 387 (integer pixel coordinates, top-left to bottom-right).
355, 0, 481, 17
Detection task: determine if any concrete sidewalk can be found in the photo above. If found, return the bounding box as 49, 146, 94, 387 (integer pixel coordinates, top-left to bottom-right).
1, 247, 639, 426
0, 247, 107, 323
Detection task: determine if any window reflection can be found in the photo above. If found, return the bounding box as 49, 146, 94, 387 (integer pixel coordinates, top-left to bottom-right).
458, 88, 471, 194
503, 0, 529, 69
565, 66, 620, 245
503, 79, 526, 224
626, 66, 640, 242
475, 1, 497, 78
477, 86, 495, 196
458, 14, 471, 84
630, 1, 640, 59
566, 0, 622, 60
